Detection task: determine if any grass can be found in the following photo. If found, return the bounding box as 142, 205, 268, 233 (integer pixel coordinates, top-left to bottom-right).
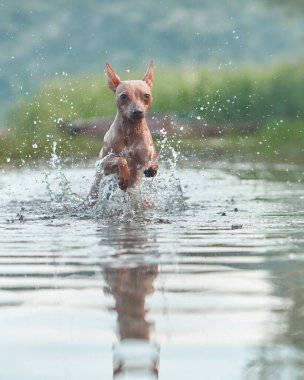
1, 61, 304, 166
245, 120, 304, 163
167, 120, 304, 164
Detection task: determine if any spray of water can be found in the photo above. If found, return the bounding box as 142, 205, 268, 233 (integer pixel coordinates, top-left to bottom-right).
45, 133, 185, 222
45, 141, 84, 209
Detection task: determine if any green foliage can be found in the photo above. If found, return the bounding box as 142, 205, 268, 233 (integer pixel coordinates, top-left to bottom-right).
2, 62, 304, 165
1, 0, 304, 120
247, 121, 304, 163
153, 62, 304, 123
167, 121, 304, 164
3, 75, 114, 165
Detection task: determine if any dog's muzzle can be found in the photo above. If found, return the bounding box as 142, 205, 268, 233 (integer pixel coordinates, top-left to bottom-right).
132, 110, 144, 120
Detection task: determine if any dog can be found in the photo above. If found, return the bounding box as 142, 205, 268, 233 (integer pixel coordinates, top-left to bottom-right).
88, 61, 158, 203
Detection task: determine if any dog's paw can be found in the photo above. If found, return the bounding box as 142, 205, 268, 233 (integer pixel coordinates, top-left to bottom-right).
118, 177, 129, 191
118, 171, 130, 190
144, 166, 157, 177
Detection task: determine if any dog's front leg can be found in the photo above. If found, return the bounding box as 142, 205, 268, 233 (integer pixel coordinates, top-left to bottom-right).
117, 157, 131, 191
142, 151, 158, 178
137, 138, 158, 178
103, 156, 130, 191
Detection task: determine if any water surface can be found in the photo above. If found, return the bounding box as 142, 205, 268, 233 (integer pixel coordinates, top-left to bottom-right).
0, 162, 304, 380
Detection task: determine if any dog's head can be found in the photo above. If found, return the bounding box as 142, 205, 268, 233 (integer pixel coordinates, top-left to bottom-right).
105, 62, 153, 121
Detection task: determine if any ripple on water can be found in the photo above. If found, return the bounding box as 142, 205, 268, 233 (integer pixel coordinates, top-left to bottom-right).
0, 162, 304, 379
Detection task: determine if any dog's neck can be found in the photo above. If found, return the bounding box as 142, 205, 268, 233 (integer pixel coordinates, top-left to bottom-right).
115, 112, 147, 139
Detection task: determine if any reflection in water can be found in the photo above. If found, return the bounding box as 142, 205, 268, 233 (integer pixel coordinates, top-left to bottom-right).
246, 265, 304, 379
1, 166, 304, 379
102, 226, 159, 379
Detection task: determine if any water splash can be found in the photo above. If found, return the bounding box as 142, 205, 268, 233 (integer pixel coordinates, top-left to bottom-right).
44, 136, 185, 221
45, 142, 84, 209
91, 131, 185, 222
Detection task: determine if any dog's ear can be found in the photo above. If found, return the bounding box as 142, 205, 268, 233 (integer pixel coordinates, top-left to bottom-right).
143, 61, 154, 88
106, 63, 121, 92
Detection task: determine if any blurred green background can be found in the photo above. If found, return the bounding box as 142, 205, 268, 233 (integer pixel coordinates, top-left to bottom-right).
0, 0, 303, 166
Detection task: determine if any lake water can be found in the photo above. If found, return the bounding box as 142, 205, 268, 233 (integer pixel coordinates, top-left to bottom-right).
0, 159, 304, 380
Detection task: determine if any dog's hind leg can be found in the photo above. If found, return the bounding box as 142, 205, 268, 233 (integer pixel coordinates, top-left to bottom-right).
88, 160, 104, 204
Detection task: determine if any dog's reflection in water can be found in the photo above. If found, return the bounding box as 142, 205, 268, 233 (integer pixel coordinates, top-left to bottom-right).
104, 264, 159, 379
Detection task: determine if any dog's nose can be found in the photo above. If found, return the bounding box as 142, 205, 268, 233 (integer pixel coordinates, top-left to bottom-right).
132, 110, 144, 119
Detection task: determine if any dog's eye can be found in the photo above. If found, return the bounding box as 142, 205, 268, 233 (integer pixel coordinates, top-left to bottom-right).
120, 94, 128, 100
144, 93, 150, 100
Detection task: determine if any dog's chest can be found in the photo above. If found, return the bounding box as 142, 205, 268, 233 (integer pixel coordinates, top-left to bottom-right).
121, 140, 142, 164
124, 136, 130, 147
121, 144, 135, 158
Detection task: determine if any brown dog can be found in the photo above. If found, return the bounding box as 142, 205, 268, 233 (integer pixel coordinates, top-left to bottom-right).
88, 61, 158, 203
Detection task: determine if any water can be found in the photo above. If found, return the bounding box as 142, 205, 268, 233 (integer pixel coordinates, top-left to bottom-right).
0, 160, 304, 380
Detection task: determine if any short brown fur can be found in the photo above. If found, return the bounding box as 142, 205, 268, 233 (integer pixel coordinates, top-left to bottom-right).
88, 61, 158, 203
